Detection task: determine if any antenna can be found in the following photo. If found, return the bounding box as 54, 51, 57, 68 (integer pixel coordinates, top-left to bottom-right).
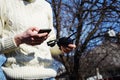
47, 32, 77, 47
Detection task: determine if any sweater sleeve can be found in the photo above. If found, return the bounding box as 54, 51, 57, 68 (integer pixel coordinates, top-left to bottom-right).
0, 37, 17, 53
45, 2, 62, 55
0, 1, 17, 54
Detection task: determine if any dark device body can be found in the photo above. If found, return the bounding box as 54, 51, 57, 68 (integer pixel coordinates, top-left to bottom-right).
38, 29, 51, 34
47, 32, 76, 47
57, 37, 74, 47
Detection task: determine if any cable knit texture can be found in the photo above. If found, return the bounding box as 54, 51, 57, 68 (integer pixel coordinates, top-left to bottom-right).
2, 37, 17, 53
0, 0, 62, 79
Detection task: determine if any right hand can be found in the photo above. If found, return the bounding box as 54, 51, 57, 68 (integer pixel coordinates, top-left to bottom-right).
14, 27, 49, 46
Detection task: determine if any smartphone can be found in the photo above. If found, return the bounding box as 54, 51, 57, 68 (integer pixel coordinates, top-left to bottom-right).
38, 29, 51, 34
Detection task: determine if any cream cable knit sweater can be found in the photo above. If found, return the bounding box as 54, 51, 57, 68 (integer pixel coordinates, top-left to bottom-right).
0, 0, 61, 79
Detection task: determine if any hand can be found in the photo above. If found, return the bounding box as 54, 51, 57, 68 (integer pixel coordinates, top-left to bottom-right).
60, 44, 76, 53
14, 27, 49, 46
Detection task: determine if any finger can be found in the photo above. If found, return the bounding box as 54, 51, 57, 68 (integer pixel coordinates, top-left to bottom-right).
35, 37, 48, 42
30, 32, 48, 39
33, 27, 40, 32
38, 33, 48, 37
26, 27, 40, 36
60, 46, 72, 53
30, 39, 44, 45
29, 27, 40, 32
32, 35, 48, 44
68, 44, 76, 49
31, 41, 44, 46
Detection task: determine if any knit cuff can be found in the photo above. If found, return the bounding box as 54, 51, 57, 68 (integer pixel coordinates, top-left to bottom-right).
2, 37, 17, 52
50, 44, 63, 56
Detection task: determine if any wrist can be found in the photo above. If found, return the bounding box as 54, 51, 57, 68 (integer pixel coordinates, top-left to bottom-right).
14, 34, 23, 46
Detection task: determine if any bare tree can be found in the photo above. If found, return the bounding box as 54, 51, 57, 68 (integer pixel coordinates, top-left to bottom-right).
47, 0, 120, 80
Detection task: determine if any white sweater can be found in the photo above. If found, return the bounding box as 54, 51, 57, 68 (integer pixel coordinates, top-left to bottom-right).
0, 0, 62, 79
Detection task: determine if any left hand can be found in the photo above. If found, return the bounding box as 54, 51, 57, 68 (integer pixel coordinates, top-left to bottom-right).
60, 44, 76, 53
14, 27, 49, 46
